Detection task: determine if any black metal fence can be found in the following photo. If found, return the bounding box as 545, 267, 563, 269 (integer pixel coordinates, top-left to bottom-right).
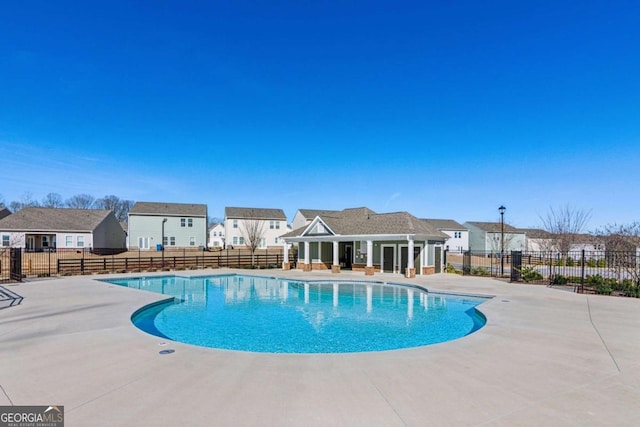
447, 249, 640, 297
0, 247, 290, 282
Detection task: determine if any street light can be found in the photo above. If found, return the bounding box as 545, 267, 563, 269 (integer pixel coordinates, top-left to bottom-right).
499, 205, 506, 276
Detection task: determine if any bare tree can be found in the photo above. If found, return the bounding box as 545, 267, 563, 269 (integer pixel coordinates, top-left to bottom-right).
41, 192, 65, 208
9, 192, 39, 212
540, 205, 592, 254
595, 222, 640, 287
240, 210, 266, 267
66, 193, 96, 209
95, 195, 134, 222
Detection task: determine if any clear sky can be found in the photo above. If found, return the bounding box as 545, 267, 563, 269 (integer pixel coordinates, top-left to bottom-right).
2, 0, 639, 230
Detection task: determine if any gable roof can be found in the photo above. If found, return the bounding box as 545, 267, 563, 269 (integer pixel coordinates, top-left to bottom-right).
283, 207, 448, 239
422, 218, 466, 231
0, 207, 11, 220
0, 208, 113, 232
465, 221, 521, 233
518, 228, 554, 239
129, 202, 207, 217
297, 209, 341, 219
225, 207, 286, 220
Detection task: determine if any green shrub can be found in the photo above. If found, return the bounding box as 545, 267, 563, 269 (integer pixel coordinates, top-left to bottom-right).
586, 258, 597, 268
550, 274, 568, 285
519, 266, 543, 283
566, 257, 575, 267
445, 263, 461, 274
597, 258, 607, 268
470, 266, 489, 276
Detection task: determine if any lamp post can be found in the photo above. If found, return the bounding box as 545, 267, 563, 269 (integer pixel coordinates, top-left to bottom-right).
161, 218, 167, 267
499, 205, 506, 276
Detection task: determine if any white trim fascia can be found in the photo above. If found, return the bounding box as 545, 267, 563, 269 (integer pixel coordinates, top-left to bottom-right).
283, 233, 445, 243
300, 216, 337, 237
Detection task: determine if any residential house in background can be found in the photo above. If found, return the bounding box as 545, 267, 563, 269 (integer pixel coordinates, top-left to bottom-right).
422, 218, 468, 253
208, 223, 225, 249
224, 207, 288, 249
0, 207, 126, 252
281, 207, 449, 277
128, 202, 207, 250
519, 228, 556, 252
291, 209, 340, 231
464, 221, 526, 253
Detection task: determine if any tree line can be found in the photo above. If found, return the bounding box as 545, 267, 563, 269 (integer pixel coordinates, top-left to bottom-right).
0, 192, 133, 222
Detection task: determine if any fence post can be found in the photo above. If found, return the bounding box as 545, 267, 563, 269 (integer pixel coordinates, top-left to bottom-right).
581, 249, 586, 288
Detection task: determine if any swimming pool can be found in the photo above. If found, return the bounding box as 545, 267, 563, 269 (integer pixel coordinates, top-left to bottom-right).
105, 274, 489, 353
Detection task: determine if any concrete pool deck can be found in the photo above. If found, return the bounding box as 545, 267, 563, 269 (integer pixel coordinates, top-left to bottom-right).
1, 269, 639, 426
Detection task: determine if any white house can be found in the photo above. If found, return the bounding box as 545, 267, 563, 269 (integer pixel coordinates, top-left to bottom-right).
0, 207, 126, 252
208, 223, 225, 249
128, 202, 208, 250
422, 218, 468, 253
464, 221, 526, 253
224, 207, 288, 249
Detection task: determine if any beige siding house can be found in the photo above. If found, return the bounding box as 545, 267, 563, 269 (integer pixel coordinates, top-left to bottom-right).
0, 207, 126, 252
224, 207, 288, 249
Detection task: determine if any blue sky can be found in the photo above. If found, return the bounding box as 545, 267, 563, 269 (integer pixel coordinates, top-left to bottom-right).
2, 0, 639, 229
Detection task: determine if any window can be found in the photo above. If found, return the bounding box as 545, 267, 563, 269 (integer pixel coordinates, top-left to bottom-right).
66, 236, 73, 247
138, 237, 149, 249
270, 220, 280, 230
189, 236, 195, 246
1, 235, 9, 247
181, 218, 186, 227
274, 237, 279, 244
213, 241, 220, 247
259, 238, 266, 248
163, 237, 168, 246
232, 236, 238, 245
170, 237, 176, 246
188, 218, 193, 227
77, 236, 84, 247
233, 219, 238, 229
239, 237, 244, 245
42, 236, 50, 247
213, 231, 217, 237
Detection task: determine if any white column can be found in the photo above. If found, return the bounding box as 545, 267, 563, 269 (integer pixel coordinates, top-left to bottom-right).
407, 238, 415, 270
366, 240, 373, 267
304, 241, 310, 265
333, 241, 339, 266
283, 241, 289, 263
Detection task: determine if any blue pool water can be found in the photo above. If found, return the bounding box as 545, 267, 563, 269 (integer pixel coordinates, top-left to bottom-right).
105, 274, 488, 353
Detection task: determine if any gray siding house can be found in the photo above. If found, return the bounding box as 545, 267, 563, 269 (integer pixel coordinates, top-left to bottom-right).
464, 221, 526, 252
282, 207, 448, 277
128, 202, 208, 250
0, 208, 126, 251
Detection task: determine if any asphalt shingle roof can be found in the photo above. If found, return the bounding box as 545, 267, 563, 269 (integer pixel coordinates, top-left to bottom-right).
225, 207, 286, 220
465, 221, 521, 233
0, 208, 112, 232
129, 202, 207, 217
422, 218, 466, 231
283, 207, 448, 239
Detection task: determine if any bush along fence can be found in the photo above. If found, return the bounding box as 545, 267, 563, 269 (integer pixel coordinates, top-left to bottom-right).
446, 249, 640, 297
0, 247, 291, 282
